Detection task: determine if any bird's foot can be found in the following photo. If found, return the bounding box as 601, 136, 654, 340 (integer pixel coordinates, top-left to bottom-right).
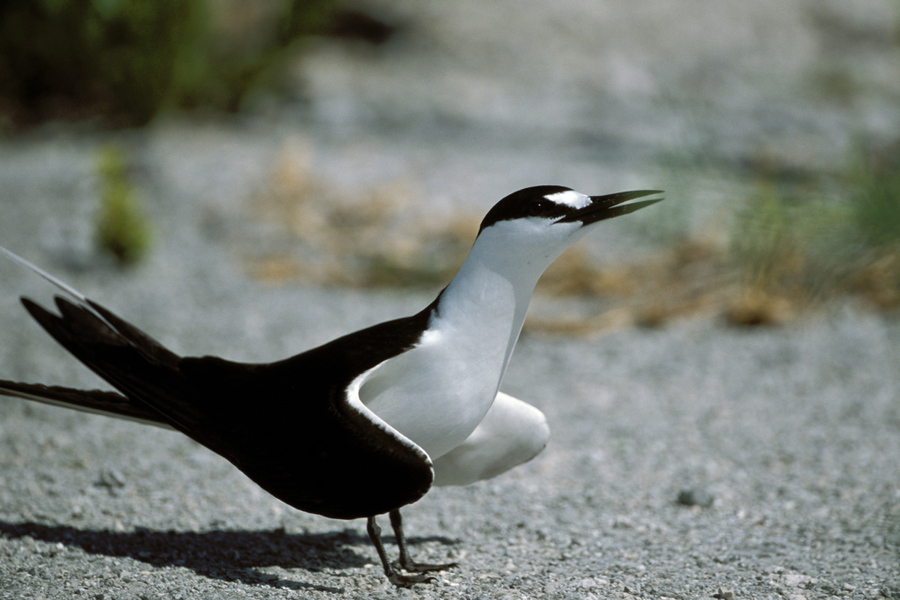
387, 570, 437, 588
387, 509, 458, 576
392, 559, 458, 574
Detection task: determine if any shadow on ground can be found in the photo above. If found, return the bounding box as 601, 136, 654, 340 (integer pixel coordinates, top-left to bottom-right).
0, 520, 457, 592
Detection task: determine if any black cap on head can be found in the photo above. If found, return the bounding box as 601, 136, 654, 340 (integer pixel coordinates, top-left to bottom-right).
478, 185, 575, 232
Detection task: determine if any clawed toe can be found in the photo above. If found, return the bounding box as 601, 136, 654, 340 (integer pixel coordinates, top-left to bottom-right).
387, 571, 437, 588
393, 559, 458, 574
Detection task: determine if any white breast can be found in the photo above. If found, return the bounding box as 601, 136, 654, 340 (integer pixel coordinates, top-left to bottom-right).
357, 306, 512, 460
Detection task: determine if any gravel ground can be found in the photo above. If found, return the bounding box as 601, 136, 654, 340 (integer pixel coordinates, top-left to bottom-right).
1, 2, 899, 599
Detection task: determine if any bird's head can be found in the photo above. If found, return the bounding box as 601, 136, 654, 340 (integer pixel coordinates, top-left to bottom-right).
470, 185, 663, 276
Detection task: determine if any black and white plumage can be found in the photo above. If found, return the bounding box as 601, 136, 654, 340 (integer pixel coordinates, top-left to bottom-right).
0, 185, 662, 587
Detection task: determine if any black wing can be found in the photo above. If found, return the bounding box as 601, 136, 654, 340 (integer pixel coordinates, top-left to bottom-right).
13, 296, 434, 520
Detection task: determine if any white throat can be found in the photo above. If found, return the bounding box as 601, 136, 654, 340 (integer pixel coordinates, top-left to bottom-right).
435, 228, 550, 372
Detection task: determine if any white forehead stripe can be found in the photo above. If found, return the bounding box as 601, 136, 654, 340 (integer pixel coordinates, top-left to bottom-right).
545, 190, 591, 209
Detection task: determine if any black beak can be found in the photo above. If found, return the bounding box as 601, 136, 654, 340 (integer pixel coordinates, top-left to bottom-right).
558, 190, 664, 225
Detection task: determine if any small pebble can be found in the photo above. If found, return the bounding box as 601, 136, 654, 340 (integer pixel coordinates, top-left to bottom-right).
676, 487, 714, 508
95, 468, 126, 489
713, 587, 735, 600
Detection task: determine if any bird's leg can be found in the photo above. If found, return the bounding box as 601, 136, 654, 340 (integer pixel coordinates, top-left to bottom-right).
389, 509, 458, 573
366, 516, 433, 587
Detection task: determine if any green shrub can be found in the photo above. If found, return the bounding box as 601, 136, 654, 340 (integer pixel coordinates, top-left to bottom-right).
94, 145, 151, 265
849, 153, 900, 248
728, 146, 900, 309
0, 0, 339, 127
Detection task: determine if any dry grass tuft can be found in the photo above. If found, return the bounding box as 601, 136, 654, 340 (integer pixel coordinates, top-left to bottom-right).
245, 139, 479, 289
722, 288, 798, 327
841, 249, 900, 310
527, 238, 727, 335
243, 141, 899, 336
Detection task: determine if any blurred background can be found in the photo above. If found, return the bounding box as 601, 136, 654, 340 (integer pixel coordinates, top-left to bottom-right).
1, 5, 899, 597
0, 0, 898, 331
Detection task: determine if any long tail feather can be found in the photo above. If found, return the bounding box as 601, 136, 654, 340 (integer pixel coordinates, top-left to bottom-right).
0, 246, 86, 301
0, 379, 172, 429
0, 246, 125, 335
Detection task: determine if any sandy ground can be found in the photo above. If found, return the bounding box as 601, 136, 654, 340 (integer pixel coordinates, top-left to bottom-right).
1, 1, 899, 598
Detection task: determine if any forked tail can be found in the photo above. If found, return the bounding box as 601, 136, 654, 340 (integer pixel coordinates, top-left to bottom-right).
0, 247, 184, 429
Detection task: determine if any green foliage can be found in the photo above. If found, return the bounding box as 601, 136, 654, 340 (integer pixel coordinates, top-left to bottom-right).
731, 182, 800, 291
729, 147, 900, 308
94, 145, 151, 265
0, 0, 340, 127
848, 154, 900, 248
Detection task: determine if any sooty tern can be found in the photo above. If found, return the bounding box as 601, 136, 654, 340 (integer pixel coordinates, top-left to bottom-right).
0, 185, 662, 587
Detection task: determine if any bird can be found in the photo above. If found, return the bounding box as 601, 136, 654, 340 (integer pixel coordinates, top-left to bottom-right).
0, 185, 662, 587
